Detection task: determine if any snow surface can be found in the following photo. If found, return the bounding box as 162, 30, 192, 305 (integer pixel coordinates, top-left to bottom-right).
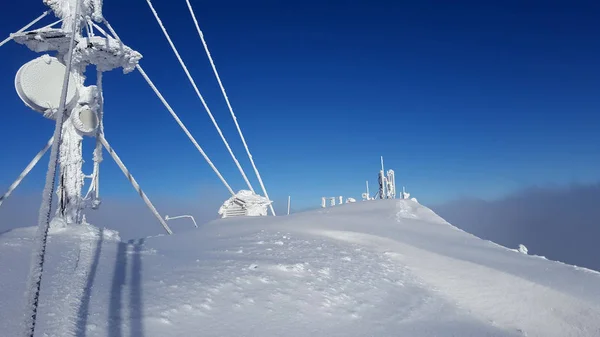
2, 199, 600, 336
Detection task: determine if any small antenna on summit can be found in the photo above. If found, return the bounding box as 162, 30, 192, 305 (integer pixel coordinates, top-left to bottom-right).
379, 156, 387, 199
373, 156, 397, 200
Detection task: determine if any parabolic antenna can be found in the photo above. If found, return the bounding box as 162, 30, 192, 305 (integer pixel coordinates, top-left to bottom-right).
15, 54, 79, 118
72, 106, 99, 135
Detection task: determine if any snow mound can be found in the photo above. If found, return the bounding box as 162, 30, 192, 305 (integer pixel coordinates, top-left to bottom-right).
1, 199, 600, 336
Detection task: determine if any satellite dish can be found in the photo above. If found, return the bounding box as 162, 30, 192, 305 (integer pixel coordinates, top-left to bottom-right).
72, 106, 99, 135
15, 54, 79, 118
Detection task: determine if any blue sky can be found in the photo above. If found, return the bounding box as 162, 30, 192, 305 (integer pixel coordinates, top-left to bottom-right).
0, 0, 599, 212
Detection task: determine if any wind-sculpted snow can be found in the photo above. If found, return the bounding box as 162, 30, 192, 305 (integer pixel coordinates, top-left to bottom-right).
1, 200, 600, 336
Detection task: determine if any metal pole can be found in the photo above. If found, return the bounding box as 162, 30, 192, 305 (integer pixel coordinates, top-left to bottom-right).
23, 1, 81, 334
165, 214, 198, 228
99, 135, 172, 235
380, 156, 387, 199
287, 196, 290, 215
184, 0, 276, 216
0, 136, 53, 208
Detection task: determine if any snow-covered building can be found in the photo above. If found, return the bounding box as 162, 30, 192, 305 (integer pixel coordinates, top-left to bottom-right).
218, 190, 273, 218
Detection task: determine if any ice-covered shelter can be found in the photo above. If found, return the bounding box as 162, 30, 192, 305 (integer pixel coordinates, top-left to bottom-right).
218, 190, 273, 218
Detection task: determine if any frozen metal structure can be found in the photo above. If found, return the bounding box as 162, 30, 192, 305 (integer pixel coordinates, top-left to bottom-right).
0, 1, 278, 335
386, 170, 396, 198
377, 156, 396, 200
1, 0, 277, 226
322, 157, 402, 207
4, 0, 172, 233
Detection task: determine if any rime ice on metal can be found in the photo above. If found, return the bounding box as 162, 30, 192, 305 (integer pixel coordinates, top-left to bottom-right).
43, 0, 103, 28
10, 0, 142, 226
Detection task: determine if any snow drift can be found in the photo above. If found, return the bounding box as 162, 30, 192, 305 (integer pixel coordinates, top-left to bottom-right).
1, 199, 600, 336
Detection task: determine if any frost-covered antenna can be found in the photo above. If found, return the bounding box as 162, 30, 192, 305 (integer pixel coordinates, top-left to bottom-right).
386, 169, 396, 199
0, 1, 178, 334
379, 156, 387, 199
0, 2, 179, 334
4, 0, 171, 232
375, 156, 396, 199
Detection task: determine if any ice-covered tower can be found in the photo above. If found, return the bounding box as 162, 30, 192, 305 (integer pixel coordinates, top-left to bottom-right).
379, 156, 387, 199
12, 0, 141, 224
377, 157, 397, 199
43, 0, 104, 31
386, 169, 396, 199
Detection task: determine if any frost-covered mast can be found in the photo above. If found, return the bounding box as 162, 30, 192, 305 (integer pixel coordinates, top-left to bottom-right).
47, 0, 90, 224
10, 0, 106, 225
377, 156, 396, 199
2, 1, 181, 334
379, 156, 386, 199
8, 0, 171, 232
386, 169, 396, 199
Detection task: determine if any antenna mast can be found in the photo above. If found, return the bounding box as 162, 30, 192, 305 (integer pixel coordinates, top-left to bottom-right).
8, 1, 173, 334
374, 156, 397, 200
9, 0, 172, 231
379, 156, 387, 199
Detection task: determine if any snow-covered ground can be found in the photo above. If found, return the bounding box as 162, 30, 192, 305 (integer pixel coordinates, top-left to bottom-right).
2, 199, 600, 336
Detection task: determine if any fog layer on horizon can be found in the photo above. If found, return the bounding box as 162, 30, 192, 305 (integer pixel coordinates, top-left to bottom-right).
432, 183, 600, 272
